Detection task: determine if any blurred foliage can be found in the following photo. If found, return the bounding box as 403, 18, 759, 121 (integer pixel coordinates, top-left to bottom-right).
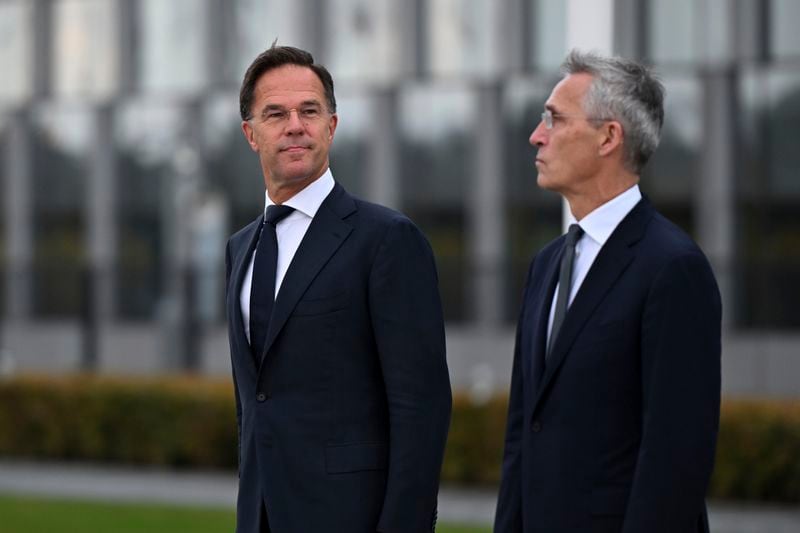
0, 376, 237, 469
710, 398, 800, 502
1, 377, 798, 503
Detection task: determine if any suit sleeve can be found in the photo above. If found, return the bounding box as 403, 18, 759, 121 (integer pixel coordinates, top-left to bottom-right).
225, 240, 243, 477
623, 252, 722, 532
493, 261, 534, 533
368, 217, 452, 533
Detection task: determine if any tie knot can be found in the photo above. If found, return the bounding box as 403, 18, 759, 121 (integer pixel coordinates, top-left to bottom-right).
265, 204, 295, 226
565, 224, 584, 246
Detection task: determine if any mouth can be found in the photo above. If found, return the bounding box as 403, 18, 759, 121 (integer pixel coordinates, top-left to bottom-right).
281, 145, 309, 153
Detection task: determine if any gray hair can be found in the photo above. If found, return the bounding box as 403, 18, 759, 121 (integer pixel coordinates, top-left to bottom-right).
561, 49, 665, 174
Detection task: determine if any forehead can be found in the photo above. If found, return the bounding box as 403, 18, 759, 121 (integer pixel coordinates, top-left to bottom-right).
546, 72, 594, 111
252, 65, 326, 106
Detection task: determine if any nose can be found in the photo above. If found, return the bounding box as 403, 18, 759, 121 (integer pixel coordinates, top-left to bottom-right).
285, 109, 304, 133
529, 121, 547, 147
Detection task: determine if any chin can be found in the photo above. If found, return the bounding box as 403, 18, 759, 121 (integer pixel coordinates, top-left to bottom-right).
536, 173, 553, 190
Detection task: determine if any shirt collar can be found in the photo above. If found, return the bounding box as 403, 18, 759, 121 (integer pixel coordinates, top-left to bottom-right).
263, 168, 335, 219
567, 184, 642, 246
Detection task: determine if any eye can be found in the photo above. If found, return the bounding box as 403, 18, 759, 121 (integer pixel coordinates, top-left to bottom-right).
300, 108, 320, 118
264, 110, 286, 122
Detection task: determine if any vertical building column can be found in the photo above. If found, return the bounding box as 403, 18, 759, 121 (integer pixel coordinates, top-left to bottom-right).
613, 0, 648, 59
503, 0, 531, 73
366, 87, 400, 210
86, 105, 117, 348
161, 98, 205, 372
469, 82, 506, 327
698, 70, 736, 328
3, 110, 33, 320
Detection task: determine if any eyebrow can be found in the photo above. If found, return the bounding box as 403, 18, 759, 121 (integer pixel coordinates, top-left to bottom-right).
259, 99, 323, 114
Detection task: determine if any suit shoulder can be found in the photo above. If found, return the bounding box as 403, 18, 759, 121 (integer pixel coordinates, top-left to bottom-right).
644, 211, 706, 261
351, 196, 422, 232
228, 217, 260, 248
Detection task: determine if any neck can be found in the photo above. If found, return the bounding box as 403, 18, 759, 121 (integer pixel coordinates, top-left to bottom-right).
266, 167, 327, 205
566, 174, 638, 220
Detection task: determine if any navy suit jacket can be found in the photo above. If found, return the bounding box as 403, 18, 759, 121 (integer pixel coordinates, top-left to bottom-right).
225, 183, 452, 533
495, 198, 721, 533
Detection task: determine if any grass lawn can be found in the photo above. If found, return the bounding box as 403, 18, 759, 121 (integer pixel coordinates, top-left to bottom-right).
0, 494, 491, 533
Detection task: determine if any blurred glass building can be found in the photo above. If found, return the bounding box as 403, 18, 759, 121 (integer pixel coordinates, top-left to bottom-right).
1, 0, 798, 395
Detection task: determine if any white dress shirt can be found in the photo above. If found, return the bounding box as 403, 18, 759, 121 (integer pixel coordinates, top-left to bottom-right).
546, 184, 642, 344
239, 169, 335, 343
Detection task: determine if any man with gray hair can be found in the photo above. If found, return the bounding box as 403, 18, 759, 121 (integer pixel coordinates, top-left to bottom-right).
494, 50, 721, 533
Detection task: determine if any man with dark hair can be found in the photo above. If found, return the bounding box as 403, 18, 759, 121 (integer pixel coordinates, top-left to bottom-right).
494, 50, 721, 533
226, 44, 451, 533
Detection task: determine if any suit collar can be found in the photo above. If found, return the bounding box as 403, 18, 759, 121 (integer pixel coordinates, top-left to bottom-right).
530, 197, 653, 415
570, 184, 642, 247
264, 168, 335, 219
228, 215, 263, 373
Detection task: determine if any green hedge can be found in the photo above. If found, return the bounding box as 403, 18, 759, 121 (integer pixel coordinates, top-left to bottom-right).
0, 376, 798, 502
0, 376, 237, 469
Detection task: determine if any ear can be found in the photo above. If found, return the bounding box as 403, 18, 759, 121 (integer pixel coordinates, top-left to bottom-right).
598, 120, 624, 157
241, 120, 258, 152
327, 113, 339, 142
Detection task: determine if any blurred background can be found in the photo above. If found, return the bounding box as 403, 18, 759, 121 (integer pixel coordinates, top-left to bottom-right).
0, 0, 799, 530
1, 0, 799, 394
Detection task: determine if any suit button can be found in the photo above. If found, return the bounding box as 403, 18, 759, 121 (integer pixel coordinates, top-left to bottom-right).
532, 421, 542, 432
256, 393, 266, 402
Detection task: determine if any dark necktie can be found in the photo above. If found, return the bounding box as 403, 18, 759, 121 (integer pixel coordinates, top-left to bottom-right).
249, 204, 295, 362
547, 223, 584, 358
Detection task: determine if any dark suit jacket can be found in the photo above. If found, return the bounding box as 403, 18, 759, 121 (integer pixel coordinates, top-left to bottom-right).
494, 198, 721, 533
225, 183, 452, 533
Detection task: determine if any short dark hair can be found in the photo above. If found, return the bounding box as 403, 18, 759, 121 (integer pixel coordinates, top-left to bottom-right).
239, 44, 336, 121
561, 50, 665, 173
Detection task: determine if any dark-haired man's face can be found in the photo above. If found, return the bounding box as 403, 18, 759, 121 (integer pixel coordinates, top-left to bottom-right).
242, 65, 338, 204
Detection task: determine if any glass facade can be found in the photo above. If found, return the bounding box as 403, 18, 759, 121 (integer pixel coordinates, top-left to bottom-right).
0, 0, 798, 379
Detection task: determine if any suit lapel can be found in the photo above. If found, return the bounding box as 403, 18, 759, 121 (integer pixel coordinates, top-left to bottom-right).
530, 198, 653, 416
228, 216, 263, 373
527, 248, 561, 391
259, 184, 356, 360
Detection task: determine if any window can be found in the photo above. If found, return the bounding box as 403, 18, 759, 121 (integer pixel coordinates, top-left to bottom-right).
426, 0, 501, 79
0, 0, 34, 104
326, 0, 406, 84
399, 84, 475, 321
771, 0, 800, 59
114, 101, 185, 318
139, 0, 209, 94
53, 0, 118, 100
529, 0, 567, 71
737, 68, 800, 328
30, 104, 91, 317
226, 0, 307, 84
